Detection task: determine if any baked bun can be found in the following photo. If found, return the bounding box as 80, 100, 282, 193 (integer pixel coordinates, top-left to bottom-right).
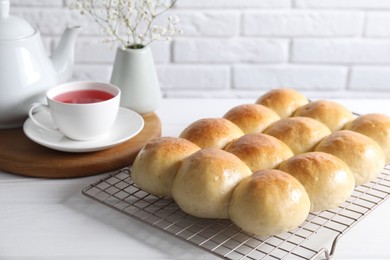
279, 152, 355, 212
344, 113, 390, 164
264, 117, 331, 155
223, 104, 280, 134
179, 118, 244, 149
294, 100, 354, 132
225, 133, 293, 172
131, 137, 200, 197
229, 169, 310, 236
255, 88, 309, 118
172, 148, 252, 219
315, 130, 385, 186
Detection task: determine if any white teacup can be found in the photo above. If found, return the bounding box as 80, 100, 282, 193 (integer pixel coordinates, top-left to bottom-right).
28, 81, 121, 141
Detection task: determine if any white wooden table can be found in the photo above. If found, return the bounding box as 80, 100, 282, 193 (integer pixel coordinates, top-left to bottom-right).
1, 98, 389, 259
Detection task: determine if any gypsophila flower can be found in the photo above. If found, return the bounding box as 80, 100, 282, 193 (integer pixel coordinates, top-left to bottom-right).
69, 0, 181, 49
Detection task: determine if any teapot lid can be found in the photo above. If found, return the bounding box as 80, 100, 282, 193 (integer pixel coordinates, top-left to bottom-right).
0, 0, 35, 40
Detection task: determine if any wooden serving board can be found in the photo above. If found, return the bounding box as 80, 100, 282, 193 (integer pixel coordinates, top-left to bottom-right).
0, 113, 161, 178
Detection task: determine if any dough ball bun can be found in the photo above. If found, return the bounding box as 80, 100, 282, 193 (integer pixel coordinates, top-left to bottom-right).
179, 118, 244, 149
229, 169, 310, 236
315, 130, 385, 186
172, 148, 252, 219
344, 113, 390, 164
264, 117, 331, 155
223, 104, 280, 134
294, 100, 354, 132
278, 152, 355, 212
256, 88, 309, 118
131, 137, 201, 197
225, 133, 294, 172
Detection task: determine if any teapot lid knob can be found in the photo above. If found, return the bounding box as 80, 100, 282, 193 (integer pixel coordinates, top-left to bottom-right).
0, 0, 35, 40
0, 0, 9, 19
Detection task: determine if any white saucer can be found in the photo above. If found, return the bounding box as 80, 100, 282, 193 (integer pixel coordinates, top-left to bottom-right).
23, 107, 144, 153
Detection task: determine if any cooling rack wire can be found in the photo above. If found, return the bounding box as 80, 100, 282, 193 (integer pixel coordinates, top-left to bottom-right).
82, 165, 390, 260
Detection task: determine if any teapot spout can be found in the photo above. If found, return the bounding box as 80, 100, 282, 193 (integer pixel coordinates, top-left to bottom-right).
50, 26, 81, 83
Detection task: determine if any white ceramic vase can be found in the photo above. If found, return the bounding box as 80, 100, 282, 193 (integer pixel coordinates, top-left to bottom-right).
110, 46, 161, 115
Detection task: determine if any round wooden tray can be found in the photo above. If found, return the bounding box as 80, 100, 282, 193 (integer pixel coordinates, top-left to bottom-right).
0, 113, 161, 178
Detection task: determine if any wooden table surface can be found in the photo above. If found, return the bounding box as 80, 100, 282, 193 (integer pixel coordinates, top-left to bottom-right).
1, 98, 389, 259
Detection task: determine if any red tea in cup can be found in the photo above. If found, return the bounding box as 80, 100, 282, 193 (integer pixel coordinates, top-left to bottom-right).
28, 81, 121, 141
53, 90, 114, 104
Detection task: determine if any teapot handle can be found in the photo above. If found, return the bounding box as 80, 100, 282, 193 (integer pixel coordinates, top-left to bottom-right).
0, 0, 9, 19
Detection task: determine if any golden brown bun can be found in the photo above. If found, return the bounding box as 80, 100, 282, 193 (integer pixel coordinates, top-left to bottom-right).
344, 113, 390, 164
131, 137, 200, 197
294, 100, 354, 132
172, 148, 252, 219
279, 152, 355, 212
264, 117, 331, 155
179, 118, 244, 149
255, 88, 309, 118
229, 169, 310, 236
225, 133, 293, 172
315, 130, 385, 186
223, 104, 280, 134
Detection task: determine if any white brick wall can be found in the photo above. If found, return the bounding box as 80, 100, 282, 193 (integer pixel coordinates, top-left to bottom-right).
10, 0, 390, 98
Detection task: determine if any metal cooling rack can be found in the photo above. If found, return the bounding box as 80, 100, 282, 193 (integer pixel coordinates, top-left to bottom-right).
82, 166, 390, 260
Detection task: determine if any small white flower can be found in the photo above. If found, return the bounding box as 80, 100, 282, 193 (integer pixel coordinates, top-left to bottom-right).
69, 0, 181, 48
152, 34, 162, 40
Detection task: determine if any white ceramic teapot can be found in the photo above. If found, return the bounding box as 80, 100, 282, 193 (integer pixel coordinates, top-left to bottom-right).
0, 0, 81, 129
